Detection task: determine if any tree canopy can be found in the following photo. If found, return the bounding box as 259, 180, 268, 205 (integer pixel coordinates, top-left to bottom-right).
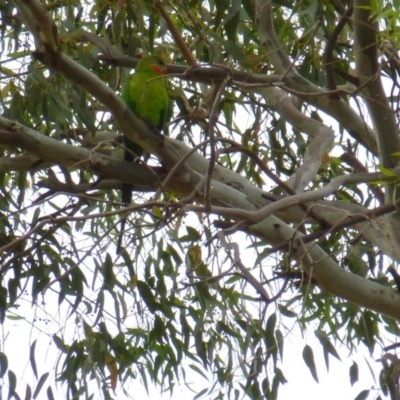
1, 0, 400, 399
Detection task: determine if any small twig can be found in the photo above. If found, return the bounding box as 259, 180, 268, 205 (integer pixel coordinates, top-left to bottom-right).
268, 197, 400, 254
340, 151, 385, 204
154, 139, 211, 200
323, 4, 353, 96
205, 75, 231, 208
282, 21, 320, 81
218, 231, 270, 302
154, 1, 197, 67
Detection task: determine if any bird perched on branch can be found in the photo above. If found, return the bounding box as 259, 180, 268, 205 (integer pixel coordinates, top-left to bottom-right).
117, 54, 169, 253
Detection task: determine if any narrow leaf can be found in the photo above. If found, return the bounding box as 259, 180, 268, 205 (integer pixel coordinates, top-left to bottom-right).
188, 364, 209, 381
275, 329, 284, 360
354, 390, 370, 400
278, 304, 297, 318
137, 280, 159, 313
193, 388, 208, 399
52, 335, 68, 353
350, 362, 359, 386
46, 386, 55, 400
7, 370, 17, 400
302, 345, 319, 383
195, 331, 208, 368
33, 372, 49, 399
0, 352, 8, 379
106, 354, 118, 391
314, 330, 341, 361
24, 384, 32, 400
29, 340, 38, 379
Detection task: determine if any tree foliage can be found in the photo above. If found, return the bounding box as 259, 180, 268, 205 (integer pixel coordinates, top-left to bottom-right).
1, 0, 400, 399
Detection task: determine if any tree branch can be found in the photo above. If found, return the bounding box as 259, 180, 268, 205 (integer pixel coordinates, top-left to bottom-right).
353, 0, 400, 189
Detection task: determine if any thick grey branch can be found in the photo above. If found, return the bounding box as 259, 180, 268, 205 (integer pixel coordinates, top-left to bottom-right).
353, 0, 400, 186
254, 0, 377, 154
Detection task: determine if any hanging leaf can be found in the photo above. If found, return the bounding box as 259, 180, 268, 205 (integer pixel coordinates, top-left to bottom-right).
0, 352, 8, 379
349, 361, 359, 386
353, 390, 370, 400
302, 345, 319, 383
29, 340, 38, 379
33, 373, 49, 399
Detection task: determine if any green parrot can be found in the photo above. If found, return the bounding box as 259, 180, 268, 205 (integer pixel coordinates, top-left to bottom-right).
117, 55, 169, 253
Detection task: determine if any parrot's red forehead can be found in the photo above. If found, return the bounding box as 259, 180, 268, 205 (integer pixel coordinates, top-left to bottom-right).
150, 65, 165, 75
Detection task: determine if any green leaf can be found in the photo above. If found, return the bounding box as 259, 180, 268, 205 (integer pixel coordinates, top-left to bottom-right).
376, 165, 397, 177
222, 40, 246, 62
216, 321, 239, 338
302, 345, 318, 383
314, 330, 341, 371
222, 0, 241, 25
46, 386, 55, 400
242, 0, 255, 20
349, 361, 358, 386
359, 311, 378, 353
354, 390, 370, 400
275, 329, 284, 361
52, 335, 69, 353
6, 314, 25, 321
195, 331, 208, 368
193, 388, 208, 399
136, 280, 160, 314
24, 384, 32, 400
271, 368, 287, 400
30, 340, 38, 379
224, 3, 240, 41
0, 352, 8, 379
180, 226, 201, 242
278, 304, 297, 318
7, 370, 17, 400
0, 285, 8, 324
33, 373, 49, 399
265, 313, 278, 366
102, 253, 116, 290
189, 364, 209, 381
7, 278, 19, 306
